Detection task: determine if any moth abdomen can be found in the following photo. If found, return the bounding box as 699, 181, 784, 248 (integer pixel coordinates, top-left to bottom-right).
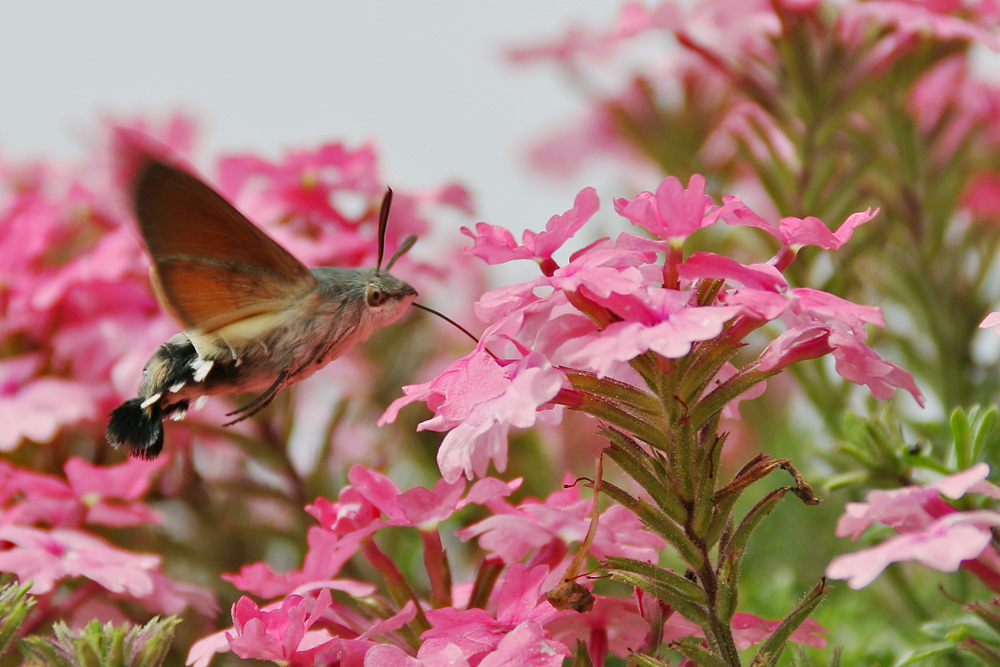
107, 397, 164, 460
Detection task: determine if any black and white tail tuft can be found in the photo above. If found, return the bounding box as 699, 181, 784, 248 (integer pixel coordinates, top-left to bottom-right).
106, 398, 164, 460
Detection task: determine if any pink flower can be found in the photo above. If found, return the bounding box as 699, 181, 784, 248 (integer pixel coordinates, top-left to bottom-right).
839, 1, 1000, 49
0, 357, 96, 451
664, 612, 828, 649
458, 477, 664, 566
754, 288, 925, 405
224, 526, 372, 599
62, 457, 166, 527
828, 511, 1000, 589
563, 290, 741, 377
382, 348, 566, 482
364, 643, 470, 667
463, 187, 599, 271
0, 525, 161, 595
545, 596, 647, 664
614, 174, 720, 242
420, 564, 570, 663
720, 198, 878, 252
965, 173, 1000, 223
827, 463, 1000, 588
0, 457, 163, 529
308, 465, 519, 531
980, 310, 1000, 335
225, 590, 338, 665
218, 144, 382, 231
477, 620, 569, 667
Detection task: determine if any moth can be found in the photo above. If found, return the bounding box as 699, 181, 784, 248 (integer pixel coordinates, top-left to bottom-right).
106, 135, 418, 459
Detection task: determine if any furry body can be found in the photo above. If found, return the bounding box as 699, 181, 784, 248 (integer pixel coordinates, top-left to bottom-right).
107, 265, 416, 459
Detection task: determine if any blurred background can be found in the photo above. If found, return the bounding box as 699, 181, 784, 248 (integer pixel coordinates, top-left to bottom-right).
0, 2, 615, 237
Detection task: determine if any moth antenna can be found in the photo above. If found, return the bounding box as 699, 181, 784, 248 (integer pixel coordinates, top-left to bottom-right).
376, 187, 393, 274
413, 303, 494, 356
387, 234, 417, 271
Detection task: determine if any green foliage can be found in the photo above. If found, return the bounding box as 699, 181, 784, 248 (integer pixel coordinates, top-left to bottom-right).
18, 617, 179, 667
0, 584, 35, 658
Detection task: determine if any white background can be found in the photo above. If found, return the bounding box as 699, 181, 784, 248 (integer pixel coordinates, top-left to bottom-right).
0, 3, 620, 238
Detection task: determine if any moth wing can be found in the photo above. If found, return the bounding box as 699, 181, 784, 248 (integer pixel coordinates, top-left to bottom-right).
132, 157, 317, 333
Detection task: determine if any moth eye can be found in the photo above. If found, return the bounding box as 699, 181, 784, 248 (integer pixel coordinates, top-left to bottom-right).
366, 284, 388, 307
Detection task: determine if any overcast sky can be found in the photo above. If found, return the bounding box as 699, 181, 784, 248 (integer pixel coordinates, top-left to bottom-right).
0, 3, 619, 238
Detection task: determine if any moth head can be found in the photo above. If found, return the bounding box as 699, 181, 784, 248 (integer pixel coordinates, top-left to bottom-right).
364, 270, 418, 326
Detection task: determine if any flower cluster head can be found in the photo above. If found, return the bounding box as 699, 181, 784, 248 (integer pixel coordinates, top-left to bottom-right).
188, 465, 828, 666
383, 174, 922, 482
0, 456, 215, 618
827, 463, 1000, 590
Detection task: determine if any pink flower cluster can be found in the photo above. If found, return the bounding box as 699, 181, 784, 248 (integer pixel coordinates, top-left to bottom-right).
0, 112, 478, 646
382, 174, 922, 482
511, 0, 1000, 220
0, 456, 215, 619
827, 463, 1000, 590
0, 114, 472, 468
188, 465, 826, 666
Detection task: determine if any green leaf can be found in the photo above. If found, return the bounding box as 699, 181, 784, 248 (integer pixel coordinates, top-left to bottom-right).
628, 653, 673, 667
750, 580, 830, 667
599, 482, 703, 570
575, 396, 669, 451
602, 428, 687, 524
605, 557, 709, 605
893, 642, 960, 666
670, 637, 730, 667
567, 372, 663, 418
20, 617, 180, 667
951, 407, 972, 471
0, 582, 36, 656
726, 487, 789, 561
571, 640, 595, 667
609, 571, 708, 627
971, 405, 998, 463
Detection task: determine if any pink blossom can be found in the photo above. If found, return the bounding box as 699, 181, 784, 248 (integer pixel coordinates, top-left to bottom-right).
0, 525, 161, 595
614, 174, 720, 242
965, 173, 1000, 223
664, 612, 828, 649
547, 246, 656, 299
827, 511, 1000, 589
758, 323, 924, 404
477, 620, 569, 667
458, 477, 664, 566
308, 465, 519, 532
364, 643, 470, 667
835, 463, 1000, 539
545, 596, 647, 663
980, 310, 1000, 335
463, 187, 599, 269
0, 457, 163, 528
827, 464, 1000, 588
0, 360, 96, 451
218, 144, 381, 231
224, 526, 372, 599
225, 590, 339, 665
382, 348, 566, 482
63, 457, 166, 527
754, 287, 924, 405
188, 596, 415, 667
563, 300, 741, 378
678, 252, 788, 292
420, 564, 570, 662
839, 1, 1000, 49
720, 198, 878, 253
